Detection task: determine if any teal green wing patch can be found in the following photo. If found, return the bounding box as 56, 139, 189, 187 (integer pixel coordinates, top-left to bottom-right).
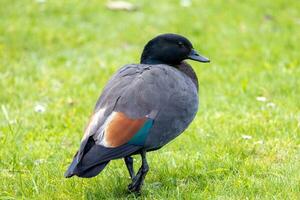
127, 119, 154, 146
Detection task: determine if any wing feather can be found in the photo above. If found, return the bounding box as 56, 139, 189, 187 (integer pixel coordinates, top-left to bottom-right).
104, 112, 147, 147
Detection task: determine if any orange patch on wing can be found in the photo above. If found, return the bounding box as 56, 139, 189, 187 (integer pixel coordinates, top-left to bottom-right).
105, 112, 146, 147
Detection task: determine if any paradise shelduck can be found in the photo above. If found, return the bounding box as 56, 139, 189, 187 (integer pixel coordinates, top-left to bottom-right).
65, 33, 210, 193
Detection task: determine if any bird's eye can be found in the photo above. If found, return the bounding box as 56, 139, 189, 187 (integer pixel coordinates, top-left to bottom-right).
178, 42, 184, 48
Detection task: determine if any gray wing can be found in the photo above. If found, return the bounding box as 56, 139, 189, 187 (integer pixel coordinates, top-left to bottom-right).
84, 63, 198, 148
87, 63, 194, 139
83, 64, 174, 141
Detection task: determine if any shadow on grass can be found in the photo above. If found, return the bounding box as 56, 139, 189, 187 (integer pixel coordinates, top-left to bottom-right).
84, 169, 209, 199
85, 186, 142, 199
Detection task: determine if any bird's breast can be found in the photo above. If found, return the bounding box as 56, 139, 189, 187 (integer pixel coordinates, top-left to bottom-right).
143, 66, 199, 149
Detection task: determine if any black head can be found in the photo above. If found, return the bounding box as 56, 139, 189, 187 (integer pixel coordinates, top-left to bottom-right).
140, 33, 210, 65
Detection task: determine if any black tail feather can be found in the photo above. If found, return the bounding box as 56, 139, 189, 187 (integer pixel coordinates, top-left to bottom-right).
64, 159, 110, 178
64, 137, 142, 178
77, 161, 110, 178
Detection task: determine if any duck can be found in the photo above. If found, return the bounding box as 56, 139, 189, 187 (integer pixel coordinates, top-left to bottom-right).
64, 33, 210, 193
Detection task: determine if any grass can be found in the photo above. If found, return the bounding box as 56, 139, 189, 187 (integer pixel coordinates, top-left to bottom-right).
0, 0, 300, 199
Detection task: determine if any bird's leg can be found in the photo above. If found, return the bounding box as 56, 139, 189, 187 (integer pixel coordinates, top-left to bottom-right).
124, 156, 135, 180
128, 150, 149, 193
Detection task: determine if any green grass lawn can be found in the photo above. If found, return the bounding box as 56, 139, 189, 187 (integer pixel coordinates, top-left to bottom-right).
1, 0, 300, 199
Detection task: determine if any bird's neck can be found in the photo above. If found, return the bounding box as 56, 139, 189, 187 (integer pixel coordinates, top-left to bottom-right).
174, 61, 199, 91
140, 59, 199, 91
141, 57, 164, 65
